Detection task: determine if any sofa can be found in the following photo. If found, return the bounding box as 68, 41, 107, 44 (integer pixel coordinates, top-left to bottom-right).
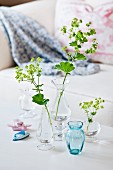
0, 0, 113, 127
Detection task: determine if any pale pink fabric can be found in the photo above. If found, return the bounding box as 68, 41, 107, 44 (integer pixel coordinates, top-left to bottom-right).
55, 0, 113, 64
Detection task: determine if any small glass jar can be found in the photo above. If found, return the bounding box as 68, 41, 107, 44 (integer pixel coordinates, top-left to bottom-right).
83, 121, 101, 142
18, 88, 36, 118
66, 121, 85, 155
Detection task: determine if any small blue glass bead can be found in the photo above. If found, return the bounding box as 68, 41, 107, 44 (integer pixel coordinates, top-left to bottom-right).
66, 121, 85, 155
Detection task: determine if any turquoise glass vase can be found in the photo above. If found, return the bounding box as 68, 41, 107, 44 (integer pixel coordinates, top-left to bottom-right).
66, 121, 85, 155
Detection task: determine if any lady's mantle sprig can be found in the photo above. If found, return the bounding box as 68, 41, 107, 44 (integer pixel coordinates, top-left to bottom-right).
15, 57, 52, 126
61, 18, 98, 60
54, 18, 98, 120
79, 98, 105, 131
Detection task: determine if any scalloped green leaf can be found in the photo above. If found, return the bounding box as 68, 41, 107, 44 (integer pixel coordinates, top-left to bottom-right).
32, 93, 49, 105
55, 61, 75, 74
73, 53, 86, 60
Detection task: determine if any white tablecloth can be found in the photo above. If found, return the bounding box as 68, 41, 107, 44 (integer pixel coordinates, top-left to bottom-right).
1, 101, 113, 170
0, 69, 113, 169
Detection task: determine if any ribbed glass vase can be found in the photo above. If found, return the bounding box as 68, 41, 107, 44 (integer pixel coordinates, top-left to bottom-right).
66, 121, 85, 155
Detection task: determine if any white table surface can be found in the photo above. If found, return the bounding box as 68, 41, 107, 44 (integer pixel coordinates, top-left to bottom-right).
0, 73, 113, 170
1, 99, 113, 170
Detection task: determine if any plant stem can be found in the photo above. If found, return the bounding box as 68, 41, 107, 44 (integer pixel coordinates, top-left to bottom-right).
55, 73, 68, 120
32, 81, 37, 88
38, 74, 40, 93
86, 122, 90, 133
45, 104, 53, 132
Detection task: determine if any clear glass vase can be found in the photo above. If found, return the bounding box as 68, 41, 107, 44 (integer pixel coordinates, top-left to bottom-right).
36, 106, 54, 151
66, 121, 85, 155
83, 121, 101, 142
51, 78, 71, 141
18, 88, 36, 118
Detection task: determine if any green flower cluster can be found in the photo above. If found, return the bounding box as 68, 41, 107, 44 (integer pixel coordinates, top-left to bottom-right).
79, 98, 105, 130
61, 18, 98, 59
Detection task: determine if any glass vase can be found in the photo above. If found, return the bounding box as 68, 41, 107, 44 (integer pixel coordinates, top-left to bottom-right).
66, 121, 85, 155
18, 88, 36, 118
36, 106, 54, 151
83, 121, 101, 142
51, 78, 71, 141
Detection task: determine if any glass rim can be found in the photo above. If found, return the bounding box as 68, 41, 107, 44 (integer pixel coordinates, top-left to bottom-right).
52, 77, 69, 85
68, 121, 83, 129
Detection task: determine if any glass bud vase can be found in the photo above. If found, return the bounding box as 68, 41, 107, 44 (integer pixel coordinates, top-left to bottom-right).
36, 106, 54, 151
51, 78, 71, 141
66, 121, 85, 155
18, 88, 36, 118
83, 121, 101, 142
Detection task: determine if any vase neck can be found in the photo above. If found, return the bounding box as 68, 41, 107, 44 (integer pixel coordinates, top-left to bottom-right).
56, 85, 65, 92
68, 121, 83, 130
52, 78, 69, 91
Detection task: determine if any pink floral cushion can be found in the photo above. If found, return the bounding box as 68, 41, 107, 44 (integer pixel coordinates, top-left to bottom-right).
55, 0, 113, 64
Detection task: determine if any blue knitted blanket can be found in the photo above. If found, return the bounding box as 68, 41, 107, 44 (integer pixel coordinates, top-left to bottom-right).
0, 7, 100, 75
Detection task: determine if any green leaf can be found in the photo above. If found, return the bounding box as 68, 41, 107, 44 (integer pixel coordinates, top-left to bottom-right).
73, 53, 86, 60
86, 22, 92, 27
62, 46, 67, 52
31, 58, 35, 62
83, 37, 88, 42
36, 84, 44, 87
88, 118, 93, 123
89, 29, 96, 35
37, 57, 42, 63
100, 106, 104, 109
77, 31, 83, 39
55, 62, 75, 74
32, 93, 49, 105
61, 26, 67, 34
69, 41, 77, 47
91, 112, 96, 116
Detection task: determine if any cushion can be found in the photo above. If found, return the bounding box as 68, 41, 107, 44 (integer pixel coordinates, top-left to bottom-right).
55, 0, 113, 64
0, 0, 34, 6
0, 27, 15, 70
13, 0, 56, 35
